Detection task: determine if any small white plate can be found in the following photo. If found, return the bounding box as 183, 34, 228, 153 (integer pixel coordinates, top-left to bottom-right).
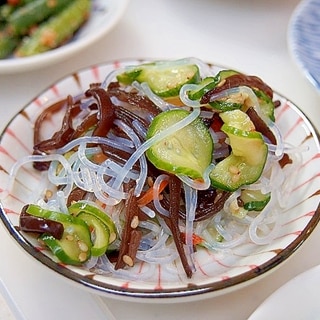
0, 0, 129, 74
249, 264, 320, 319
288, 0, 320, 91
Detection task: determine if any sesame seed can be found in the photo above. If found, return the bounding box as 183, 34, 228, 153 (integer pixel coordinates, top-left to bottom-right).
123, 255, 134, 267
130, 215, 139, 229
213, 192, 223, 204
78, 240, 89, 252
66, 235, 74, 241
78, 252, 88, 262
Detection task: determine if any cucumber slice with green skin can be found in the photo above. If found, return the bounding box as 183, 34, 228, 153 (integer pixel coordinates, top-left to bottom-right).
188, 70, 239, 101
39, 221, 92, 265
241, 189, 271, 211
68, 202, 117, 244
220, 109, 255, 132
117, 60, 200, 97
193, 70, 273, 117
26, 204, 92, 265
188, 70, 241, 111
254, 89, 275, 122
223, 125, 267, 166
146, 109, 213, 179
187, 76, 217, 100
77, 212, 110, 256
208, 101, 242, 112
209, 110, 268, 192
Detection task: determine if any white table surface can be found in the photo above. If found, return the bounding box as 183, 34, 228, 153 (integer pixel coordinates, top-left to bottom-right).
1, 0, 320, 319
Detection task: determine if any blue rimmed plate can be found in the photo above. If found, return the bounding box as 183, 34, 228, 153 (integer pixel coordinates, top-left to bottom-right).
288, 0, 320, 91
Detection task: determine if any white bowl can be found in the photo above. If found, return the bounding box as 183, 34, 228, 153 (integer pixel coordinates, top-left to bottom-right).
0, 0, 129, 74
0, 59, 320, 302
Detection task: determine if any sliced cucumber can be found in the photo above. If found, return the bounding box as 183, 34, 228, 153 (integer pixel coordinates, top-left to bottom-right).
254, 89, 275, 121
187, 76, 217, 100
188, 70, 239, 102
241, 189, 271, 211
219, 109, 255, 131
209, 110, 268, 191
146, 109, 213, 179
68, 202, 117, 244
77, 212, 110, 256
39, 220, 92, 265
117, 60, 200, 97
25, 204, 93, 265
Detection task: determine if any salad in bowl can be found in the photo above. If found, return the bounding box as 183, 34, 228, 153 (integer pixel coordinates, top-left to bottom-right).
0, 58, 319, 300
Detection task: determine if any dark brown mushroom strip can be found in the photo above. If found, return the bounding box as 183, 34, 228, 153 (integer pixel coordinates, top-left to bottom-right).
108, 84, 162, 119
33, 98, 68, 147
71, 113, 98, 140
160, 188, 231, 222
122, 229, 143, 267
66, 187, 87, 207
246, 107, 292, 168
166, 175, 193, 278
186, 189, 231, 222
200, 73, 274, 104
114, 105, 149, 137
33, 96, 81, 171
99, 145, 141, 172
115, 188, 141, 270
19, 205, 64, 239
85, 87, 115, 138
33, 96, 81, 153
247, 107, 276, 144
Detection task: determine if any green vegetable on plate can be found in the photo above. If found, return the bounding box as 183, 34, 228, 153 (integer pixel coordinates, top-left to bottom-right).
146, 108, 213, 179
8, 0, 74, 36
117, 60, 201, 97
26, 204, 93, 265
15, 0, 91, 57
0, 0, 91, 59
24, 202, 117, 264
209, 109, 268, 191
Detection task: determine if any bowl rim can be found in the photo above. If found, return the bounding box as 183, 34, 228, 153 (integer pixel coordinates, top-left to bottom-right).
1, 59, 320, 301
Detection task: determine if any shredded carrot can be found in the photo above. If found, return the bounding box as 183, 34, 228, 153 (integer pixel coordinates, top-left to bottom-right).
180, 232, 204, 246
137, 179, 169, 207
92, 152, 108, 164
